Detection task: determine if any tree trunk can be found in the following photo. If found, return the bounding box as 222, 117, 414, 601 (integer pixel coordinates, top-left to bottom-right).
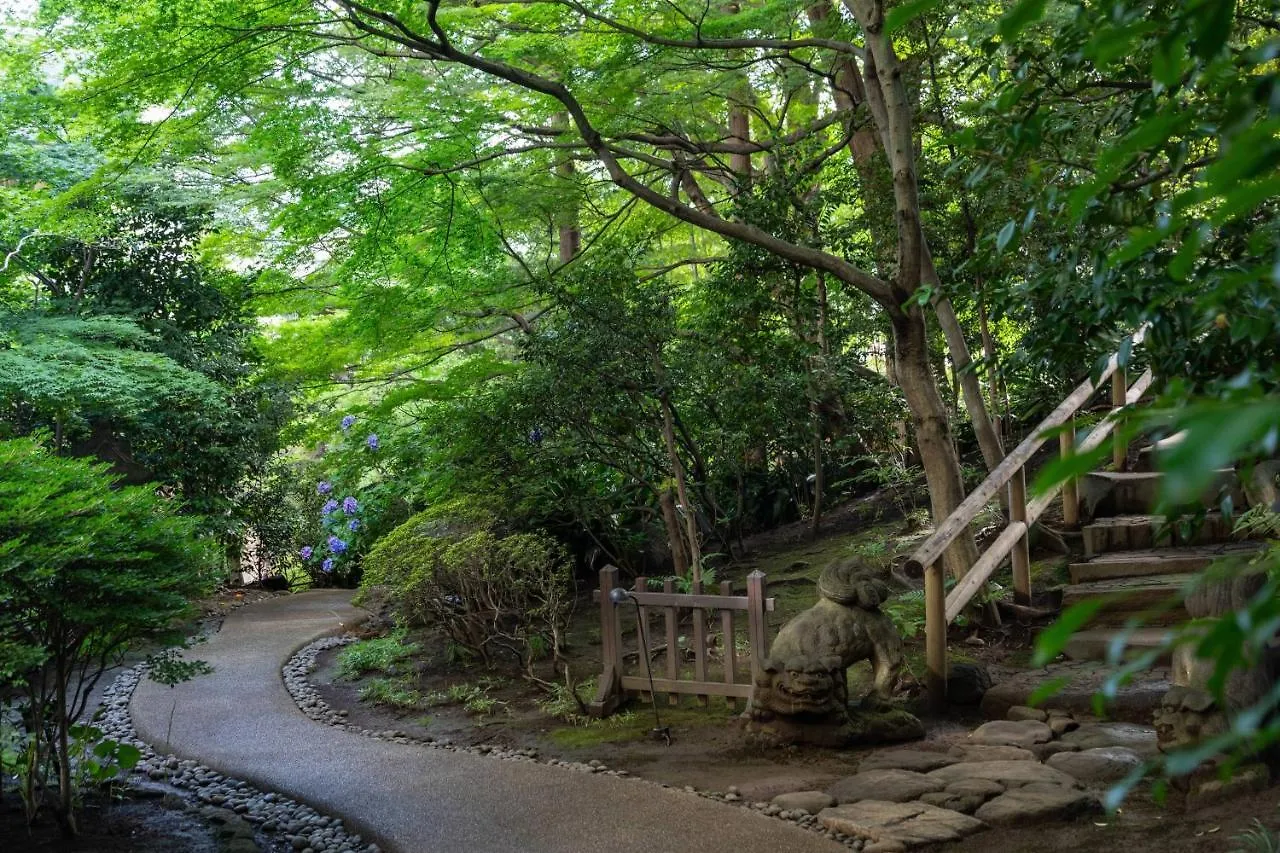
553, 112, 580, 263
653, 352, 703, 581
658, 489, 689, 576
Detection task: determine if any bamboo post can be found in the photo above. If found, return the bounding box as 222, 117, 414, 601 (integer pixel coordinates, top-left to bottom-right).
720, 580, 739, 710
691, 579, 708, 707
1061, 416, 1079, 528
925, 560, 947, 712
634, 575, 650, 703
1009, 466, 1032, 605
663, 578, 679, 706
1112, 366, 1128, 471
746, 571, 768, 683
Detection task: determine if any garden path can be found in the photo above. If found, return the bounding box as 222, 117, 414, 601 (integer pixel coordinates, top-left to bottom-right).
130, 590, 845, 853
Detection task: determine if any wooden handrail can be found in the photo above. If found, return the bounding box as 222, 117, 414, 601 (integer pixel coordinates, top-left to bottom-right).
911, 327, 1150, 709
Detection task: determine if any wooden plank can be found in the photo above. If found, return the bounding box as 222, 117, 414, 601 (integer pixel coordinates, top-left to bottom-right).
1008, 466, 1031, 605
925, 561, 947, 712
720, 579, 738, 711
598, 566, 620, 689
620, 676, 754, 699
691, 579, 708, 707
746, 571, 768, 682
905, 327, 1149, 577
610, 591, 776, 611
1061, 417, 1079, 529
664, 578, 678, 706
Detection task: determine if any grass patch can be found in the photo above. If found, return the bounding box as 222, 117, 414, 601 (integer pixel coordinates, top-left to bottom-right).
358, 677, 422, 710
424, 680, 507, 716
547, 704, 735, 748
336, 631, 419, 681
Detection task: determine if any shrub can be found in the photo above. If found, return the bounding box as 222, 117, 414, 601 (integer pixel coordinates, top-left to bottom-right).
362, 502, 572, 672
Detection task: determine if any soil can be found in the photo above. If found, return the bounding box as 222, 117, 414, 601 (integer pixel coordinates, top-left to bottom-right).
314, 497, 1280, 851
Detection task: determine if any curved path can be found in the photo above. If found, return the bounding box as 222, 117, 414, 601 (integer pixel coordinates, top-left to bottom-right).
132, 591, 845, 853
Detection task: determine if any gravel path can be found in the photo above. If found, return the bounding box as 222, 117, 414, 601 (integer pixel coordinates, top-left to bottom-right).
130, 590, 846, 853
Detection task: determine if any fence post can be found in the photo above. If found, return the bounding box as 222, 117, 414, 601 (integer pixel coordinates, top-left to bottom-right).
746, 571, 768, 684
634, 575, 650, 704
1061, 416, 1079, 528
691, 578, 708, 707
1112, 366, 1128, 471
925, 560, 947, 712
1009, 466, 1032, 605
720, 579, 739, 711
589, 565, 623, 716
663, 578, 679, 706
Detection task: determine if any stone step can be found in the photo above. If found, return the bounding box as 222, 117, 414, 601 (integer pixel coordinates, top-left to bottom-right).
1080, 468, 1241, 517
1060, 573, 1192, 626
1061, 627, 1176, 663
1134, 431, 1188, 473
1081, 512, 1241, 558
1068, 542, 1264, 584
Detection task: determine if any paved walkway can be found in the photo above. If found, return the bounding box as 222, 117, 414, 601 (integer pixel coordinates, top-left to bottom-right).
131, 591, 844, 853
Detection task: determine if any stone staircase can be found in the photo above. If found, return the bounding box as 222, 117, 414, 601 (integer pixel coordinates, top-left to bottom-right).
1057, 459, 1262, 663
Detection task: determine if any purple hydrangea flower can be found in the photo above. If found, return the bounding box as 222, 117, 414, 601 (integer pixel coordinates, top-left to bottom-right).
348, 519, 360, 532
322, 499, 339, 516
299, 546, 313, 561
342, 496, 359, 515
327, 536, 348, 554
321, 558, 334, 573
317, 480, 333, 495
341, 414, 356, 431
366, 433, 379, 450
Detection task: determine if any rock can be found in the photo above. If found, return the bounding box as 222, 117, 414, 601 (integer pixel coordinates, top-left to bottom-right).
968, 720, 1053, 748
772, 791, 836, 814
1030, 741, 1080, 761
864, 842, 907, 853
858, 749, 959, 773
947, 744, 1036, 763
974, 785, 1096, 825
979, 662, 1170, 723
1058, 723, 1159, 758
1046, 747, 1143, 784
1048, 715, 1079, 737
818, 800, 986, 848
827, 769, 945, 804
731, 775, 842, 803
947, 663, 992, 706
1185, 765, 1270, 812
929, 760, 1079, 790
1006, 706, 1048, 723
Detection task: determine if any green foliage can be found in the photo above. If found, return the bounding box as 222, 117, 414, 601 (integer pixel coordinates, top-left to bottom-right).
336, 632, 419, 681
362, 500, 573, 672
1232, 818, 1280, 853
0, 436, 214, 832
357, 678, 423, 711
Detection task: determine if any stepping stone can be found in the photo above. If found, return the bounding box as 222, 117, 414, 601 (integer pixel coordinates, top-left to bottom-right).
974, 784, 1097, 825
968, 719, 1052, 748
1045, 747, 1143, 784
947, 744, 1036, 763
859, 749, 959, 773
929, 760, 1079, 790
919, 779, 1004, 815
818, 800, 986, 848
771, 791, 836, 814
732, 774, 843, 802
827, 769, 945, 804
1058, 723, 1159, 758
1006, 706, 1047, 722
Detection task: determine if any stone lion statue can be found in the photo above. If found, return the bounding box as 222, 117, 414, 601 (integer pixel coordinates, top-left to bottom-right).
745, 558, 920, 747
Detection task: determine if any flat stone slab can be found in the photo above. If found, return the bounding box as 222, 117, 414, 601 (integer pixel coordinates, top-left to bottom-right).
968, 719, 1052, 748
980, 662, 1171, 723
1045, 747, 1144, 784
947, 744, 1037, 763
974, 784, 1097, 825
733, 774, 845, 803
819, 800, 986, 848
1006, 706, 1048, 722
1058, 723, 1159, 758
929, 760, 1079, 790
859, 749, 959, 773
828, 769, 944, 804
772, 791, 837, 814
918, 779, 1004, 815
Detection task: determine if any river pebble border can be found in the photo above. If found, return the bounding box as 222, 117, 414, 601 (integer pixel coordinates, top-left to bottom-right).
285, 635, 866, 851
97, 656, 381, 853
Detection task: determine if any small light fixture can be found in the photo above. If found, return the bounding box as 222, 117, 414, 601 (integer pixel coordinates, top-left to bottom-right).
608, 586, 670, 745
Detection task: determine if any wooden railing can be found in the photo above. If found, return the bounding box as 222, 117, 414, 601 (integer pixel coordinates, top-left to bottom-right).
906, 327, 1153, 710
589, 565, 775, 717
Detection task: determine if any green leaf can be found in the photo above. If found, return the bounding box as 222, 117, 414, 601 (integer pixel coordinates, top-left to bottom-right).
1192, 0, 1236, 59
884, 0, 943, 35
1026, 675, 1073, 707
1033, 600, 1106, 666
998, 0, 1047, 41
995, 220, 1016, 253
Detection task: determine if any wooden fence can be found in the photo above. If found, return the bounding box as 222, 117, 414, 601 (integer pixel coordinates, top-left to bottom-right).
588, 565, 775, 717
905, 326, 1152, 710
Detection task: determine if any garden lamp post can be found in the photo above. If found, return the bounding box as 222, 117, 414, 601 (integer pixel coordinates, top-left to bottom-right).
609, 587, 670, 745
